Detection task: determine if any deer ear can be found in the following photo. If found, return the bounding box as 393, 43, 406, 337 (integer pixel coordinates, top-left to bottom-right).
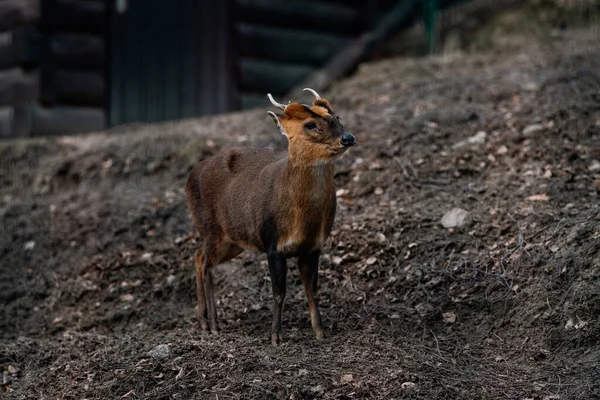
267, 111, 287, 137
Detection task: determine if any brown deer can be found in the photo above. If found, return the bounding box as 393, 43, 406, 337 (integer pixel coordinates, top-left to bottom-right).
185, 88, 355, 345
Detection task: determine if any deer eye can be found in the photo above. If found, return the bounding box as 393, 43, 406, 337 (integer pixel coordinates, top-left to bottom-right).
305, 122, 317, 130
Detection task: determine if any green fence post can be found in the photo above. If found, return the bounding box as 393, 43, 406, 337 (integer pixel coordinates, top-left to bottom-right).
423, 0, 439, 54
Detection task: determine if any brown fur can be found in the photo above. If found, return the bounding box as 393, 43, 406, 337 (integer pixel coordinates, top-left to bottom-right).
186, 95, 354, 345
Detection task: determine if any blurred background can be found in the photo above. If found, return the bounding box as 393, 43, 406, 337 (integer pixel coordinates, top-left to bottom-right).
1, 0, 597, 138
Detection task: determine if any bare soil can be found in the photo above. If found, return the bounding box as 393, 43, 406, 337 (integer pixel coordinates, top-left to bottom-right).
1, 7, 600, 400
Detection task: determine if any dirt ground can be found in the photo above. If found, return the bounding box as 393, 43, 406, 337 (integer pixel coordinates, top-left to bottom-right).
1, 3, 600, 400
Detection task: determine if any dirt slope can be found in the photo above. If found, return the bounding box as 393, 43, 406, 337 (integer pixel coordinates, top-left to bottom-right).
1, 12, 600, 400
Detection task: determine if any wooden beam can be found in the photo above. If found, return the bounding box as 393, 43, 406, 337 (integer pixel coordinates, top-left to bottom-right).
0, 68, 38, 106
238, 24, 349, 66
288, 0, 420, 98
0, 0, 40, 31
240, 59, 314, 95
237, 0, 363, 35
30, 105, 105, 136
2, 104, 106, 137
41, 68, 104, 106
0, 106, 13, 137
50, 34, 104, 68
0, 28, 39, 69
41, 0, 105, 33
240, 93, 269, 110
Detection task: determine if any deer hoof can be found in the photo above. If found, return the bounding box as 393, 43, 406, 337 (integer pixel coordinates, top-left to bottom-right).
271, 332, 281, 346
199, 320, 210, 331
314, 329, 325, 340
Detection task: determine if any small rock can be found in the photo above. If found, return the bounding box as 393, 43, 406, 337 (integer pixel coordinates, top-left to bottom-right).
332, 256, 343, 266
565, 319, 574, 331
146, 160, 164, 174
298, 369, 308, 377
23, 241, 35, 251
340, 374, 354, 384
452, 131, 487, 149
468, 131, 487, 144
149, 344, 171, 361
443, 311, 457, 324
401, 382, 417, 390
166, 275, 176, 285
523, 124, 544, 136
542, 395, 560, 400
521, 82, 540, 92
589, 160, 600, 172
7, 365, 18, 374
441, 208, 473, 229
309, 385, 324, 394
366, 256, 378, 265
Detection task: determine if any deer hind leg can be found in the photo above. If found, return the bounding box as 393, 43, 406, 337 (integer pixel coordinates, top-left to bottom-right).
196, 236, 244, 334
194, 237, 222, 335
194, 249, 209, 331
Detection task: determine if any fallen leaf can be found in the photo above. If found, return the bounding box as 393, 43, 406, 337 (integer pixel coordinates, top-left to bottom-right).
175, 368, 185, 381
575, 318, 588, 330
122, 390, 136, 398
565, 319, 574, 330
528, 194, 549, 201
366, 256, 377, 265
589, 160, 600, 172
7, 366, 17, 375
401, 382, 416, 390
496, 145, 508, 155
120, 294, 134, 302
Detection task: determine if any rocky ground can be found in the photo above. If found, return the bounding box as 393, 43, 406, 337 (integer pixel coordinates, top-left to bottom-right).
1, 3, 599, 399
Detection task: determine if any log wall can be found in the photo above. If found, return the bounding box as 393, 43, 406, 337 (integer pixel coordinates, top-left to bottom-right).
0, 0, 106, 138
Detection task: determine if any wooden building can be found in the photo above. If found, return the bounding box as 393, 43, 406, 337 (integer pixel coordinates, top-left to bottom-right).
0, 0, 455, 138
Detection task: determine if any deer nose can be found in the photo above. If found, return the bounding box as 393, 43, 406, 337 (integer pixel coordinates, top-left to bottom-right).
340, 132, 356, 147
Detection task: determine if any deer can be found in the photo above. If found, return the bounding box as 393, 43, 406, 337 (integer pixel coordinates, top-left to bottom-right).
185, 88, 356, 345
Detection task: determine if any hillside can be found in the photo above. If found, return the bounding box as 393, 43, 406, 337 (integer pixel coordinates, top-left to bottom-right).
1, 5, 599, 399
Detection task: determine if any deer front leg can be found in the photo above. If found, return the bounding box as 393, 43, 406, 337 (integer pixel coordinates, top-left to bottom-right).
267, 251, 287, 346
298, 251, 324, 339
